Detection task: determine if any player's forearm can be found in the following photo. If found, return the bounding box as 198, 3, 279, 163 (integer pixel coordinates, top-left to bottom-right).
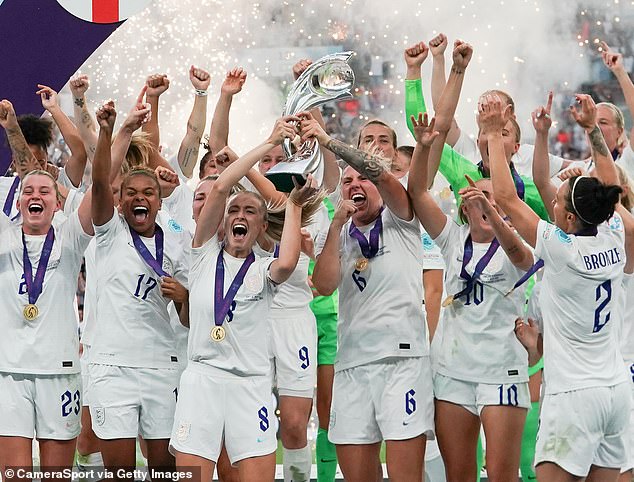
143, 95, 160, 147
405, 79, 427, 136
72, 95, 97, 161
48, 107, 88, 186
209, 93, 232, 154
5, 124, 39, 178
178, 95, 207, 178
312, 226, 342, 296
430, 55, 447, 110
588, 125, 618, 186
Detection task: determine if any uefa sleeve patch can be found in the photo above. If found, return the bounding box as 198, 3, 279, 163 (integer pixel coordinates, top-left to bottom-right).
608, 215, 623, 232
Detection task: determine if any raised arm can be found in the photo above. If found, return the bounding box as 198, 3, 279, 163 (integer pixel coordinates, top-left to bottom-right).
531, 92, 556, 219
600, 41, 634, 144
208, 67, 247, 155
429, 33, 461, 146
193, 117, 297, 248
403, 41, 429, 135
312, 200, 355, 296
485, 95, 539, 247
407, 113, 447, 238
460, 177, 534, 270
91, 101, 117, 226
292, 59, 340, 193
427, 40, 473, 183
37, 84, 87, 187
109, 91, 151, 183
142, 73, 169, 148
178, 66, 210, 178
269, 177, 319, 284
0, 100, 40, 178
571, 94, 619, 186
69, 74, 97, 161
300, 112, 412, 220
214, 145, 288, 207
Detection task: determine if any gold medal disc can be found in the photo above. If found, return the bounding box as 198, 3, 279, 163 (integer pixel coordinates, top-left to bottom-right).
210, 326, 226, 342
441, 295, 454, 308
23, 304, 39, 321
355, 257, 369, 271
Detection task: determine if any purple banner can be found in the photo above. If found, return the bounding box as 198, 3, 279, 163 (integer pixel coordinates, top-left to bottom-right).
0, 0, 124, 174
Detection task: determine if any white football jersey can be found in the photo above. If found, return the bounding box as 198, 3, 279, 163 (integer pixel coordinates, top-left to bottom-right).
618, 274, 634, 364
0, 211, 91, 374
162, 184, 195, 237
536, 218, 628, 394
187, 235, 278, 377
316, 207, 427, 372
453, 130, 565, 178
90, 210, 189, 369
81, 239, 97, 347
431, 216, 529, 384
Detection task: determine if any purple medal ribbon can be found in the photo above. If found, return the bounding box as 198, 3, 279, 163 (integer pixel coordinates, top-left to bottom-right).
22, 226, 55, 305
130, 224, 169, 278
451, 234, 500, 301
274, 244, 280, 258
506, 259, 544, 296
3, 176, 21, 220
214, 249, 255, 327
348, 208, 383, 259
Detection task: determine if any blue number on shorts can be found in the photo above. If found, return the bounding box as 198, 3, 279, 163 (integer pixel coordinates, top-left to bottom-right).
405, 389, 416, 415
630, 363, 634, 384
226, 300, 237, 323
61, 389, 81, 417
258, 406, 269, 432
464, 281, 484, 306
18, 274, 27, 295
593, 280, 611, 333
298, 346, 310, 370
352, 269, 366, 292
497, 384, 518, 406
134, 274, 158, 300
173, 387, 178, 402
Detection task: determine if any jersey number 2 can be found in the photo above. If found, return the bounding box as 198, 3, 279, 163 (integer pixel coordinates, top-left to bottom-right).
593, 280, 611, 333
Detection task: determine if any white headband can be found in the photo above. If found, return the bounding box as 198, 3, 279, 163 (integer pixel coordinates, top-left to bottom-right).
570, 175, 593, 225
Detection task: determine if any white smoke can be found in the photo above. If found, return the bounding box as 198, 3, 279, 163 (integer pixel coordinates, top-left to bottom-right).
61, 0, 628, 158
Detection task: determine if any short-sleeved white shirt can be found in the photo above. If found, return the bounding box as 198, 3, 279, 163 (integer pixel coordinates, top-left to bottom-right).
90, 210, 189, 369
316, 207, 427, 372
431, 216, 529, 384
0, 211, 91, 374
536, 217, 628, 394
187, 235, 278, 377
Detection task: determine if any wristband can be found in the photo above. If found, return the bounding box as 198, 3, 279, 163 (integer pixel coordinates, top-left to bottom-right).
195, 89, 208, 97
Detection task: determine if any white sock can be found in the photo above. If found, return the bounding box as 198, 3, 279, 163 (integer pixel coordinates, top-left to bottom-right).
283, 445, 312, 482
77, 451, 104, 468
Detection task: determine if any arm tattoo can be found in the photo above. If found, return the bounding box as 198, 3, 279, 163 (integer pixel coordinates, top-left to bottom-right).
182, 147, 197, 169
6, 126, 38, 176
81, 111, 94, 129
187, 121, 199, 133
325, 138, 388, 183
588, 125, 610, 157
74, 97, 85, 108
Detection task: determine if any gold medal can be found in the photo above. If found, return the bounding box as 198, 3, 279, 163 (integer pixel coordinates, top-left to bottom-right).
23, 304, 39, 321
355, 257, 369, 271
441, 295, 454, 308
210, 326, 226, 342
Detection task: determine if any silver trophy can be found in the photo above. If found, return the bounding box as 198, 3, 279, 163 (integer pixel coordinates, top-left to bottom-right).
265, 51, 355, 192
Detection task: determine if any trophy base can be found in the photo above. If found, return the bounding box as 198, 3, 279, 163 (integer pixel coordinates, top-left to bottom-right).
265, 171, 307, 193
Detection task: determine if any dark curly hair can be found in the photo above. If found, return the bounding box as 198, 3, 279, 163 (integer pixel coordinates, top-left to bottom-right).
17, 115, 53, 152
